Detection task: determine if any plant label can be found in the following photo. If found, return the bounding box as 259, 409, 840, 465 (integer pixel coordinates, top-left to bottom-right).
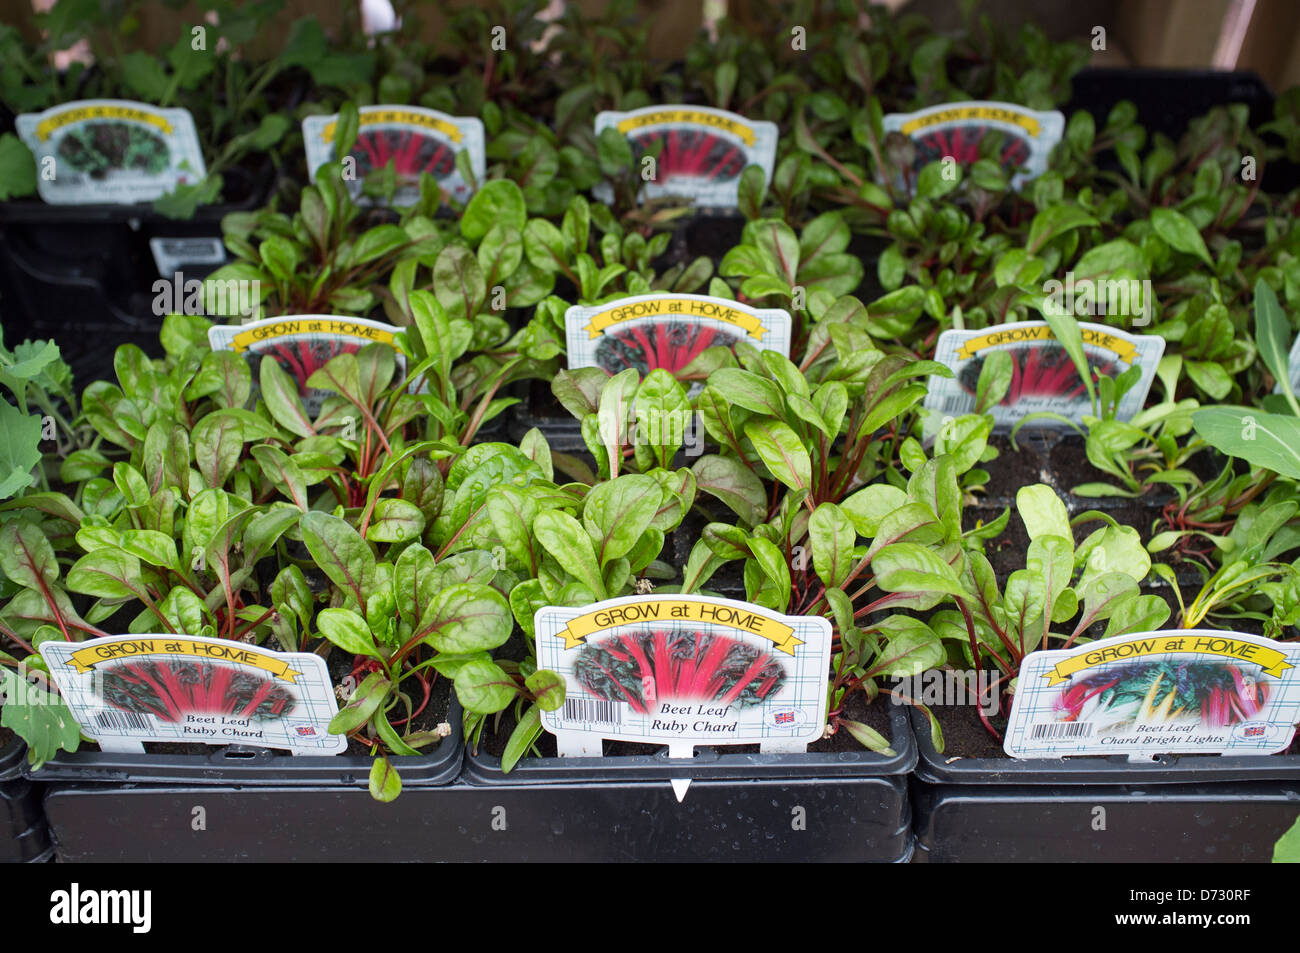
923, 320, 1164, 431
881, 101, 1063, 192
564, 293, 791, 391
149, 236, 227, 278
40, 634, 348, 755
593, 105, 778, 207
1005, 630, 1300, 759
15, 99, 207, 205
535, 595, 831, 757
302, 105, 485, 206
208, 314, 409, 415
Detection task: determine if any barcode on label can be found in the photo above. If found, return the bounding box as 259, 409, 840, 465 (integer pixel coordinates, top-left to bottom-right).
1030, 721, 1093, 740
940, 394, 971, 414
562, 697, 623, 727
94, 709, 153, 732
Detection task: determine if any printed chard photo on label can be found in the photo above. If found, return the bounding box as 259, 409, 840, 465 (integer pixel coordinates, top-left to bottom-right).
565, 294, 791, 387
207, 315, 406, 415
593, 105, 778, 207
40, 635, 347, 755
536, 595, 831, 756
925, 320, 1164, 429
1004, 630, 1300, 758
15, 99, 206, 204
881, 101, 1063, 192
302, 105, 485, 206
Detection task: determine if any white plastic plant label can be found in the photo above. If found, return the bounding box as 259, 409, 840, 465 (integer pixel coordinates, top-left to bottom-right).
149, 236, 226, 277
881, 101, 1063, 191
1004, 630, 1300, 759
592, 105, 778, 207
16, 99, 206, 205
564, 294, 791, 389
302, 105, 485, 206
535, 595, 831, 758
923, 320, 1164, 431
208, 314, 407, 415
40, 634, 348, 755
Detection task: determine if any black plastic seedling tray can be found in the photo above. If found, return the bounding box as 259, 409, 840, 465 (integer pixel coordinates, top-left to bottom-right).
907, 708, 1300, 862
0, 738, 53, 863
25, 699, 463, 789
43, 774, 913, 862
911, 780, 1300, 862
447, 702, 916, 862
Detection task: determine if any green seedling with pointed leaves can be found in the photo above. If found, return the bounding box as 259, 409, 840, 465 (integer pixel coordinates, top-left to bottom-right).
930, 483, 1170, 741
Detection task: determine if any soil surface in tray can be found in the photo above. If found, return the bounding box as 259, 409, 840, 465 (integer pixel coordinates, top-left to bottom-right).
476, 687, 894, 761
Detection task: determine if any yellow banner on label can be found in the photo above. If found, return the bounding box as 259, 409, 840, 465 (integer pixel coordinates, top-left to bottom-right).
229, 318, 395, 352
67, 639, 303, 683
321, 110, 463, 144
36, 104, 174, 141
558, 600, 801, 655
954, 324, 1137, 363
899, 105, 1041, 138
615, 110, 756, 145
584, 297, 766, 340
1043, 635, 1293, 686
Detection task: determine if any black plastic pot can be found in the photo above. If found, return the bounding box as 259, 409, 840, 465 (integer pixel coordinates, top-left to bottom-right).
0, 157, 271, 386
907, 707, 1300, 862
1066, 67, 1300, 193
0, 736, 54, 864
453, 702, 917, 862
25, 698, 463, 789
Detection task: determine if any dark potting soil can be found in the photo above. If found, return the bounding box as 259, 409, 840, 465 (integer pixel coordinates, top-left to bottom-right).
0, 724, 13, 750
476, 686, 895, 761
683, 214, 745, 263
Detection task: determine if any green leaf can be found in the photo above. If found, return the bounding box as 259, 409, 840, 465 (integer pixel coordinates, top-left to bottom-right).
366, 498, 426, 543
872, 543, 965, 597
1193, 408, 1300, 480
0, 133, 37, 200
317, 608, 381, 659
1026, 205, 1097, 254
1151, 206, 1213, 266
0, 401, 41, 499
0, 668, 81, 769
842, 484, 908, 537
583, 474, 662, 566
534, 510, 606, 600
525, 669, 566, 711
745, 419, 812, 492
809, 502, 855, 589
0, 520, 58, 591
462, 179, 526, 242
369, 756, 402, 802
420, 584, 513, 653
329, 671, 390, 734
1254, 278, 1297, 412
501, 704, 543, 773
1017, 484, 1072, 542
1273, 815, 1300, 862
691, 455, 767, 526
840, 718, 896, 757
454, 659, 518, 713
300, 511, 376, 608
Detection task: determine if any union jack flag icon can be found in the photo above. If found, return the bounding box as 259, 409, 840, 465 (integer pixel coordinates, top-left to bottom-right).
1243, 725, 1265, 738
293, 725, 317, 737
774, 711, 794, 725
